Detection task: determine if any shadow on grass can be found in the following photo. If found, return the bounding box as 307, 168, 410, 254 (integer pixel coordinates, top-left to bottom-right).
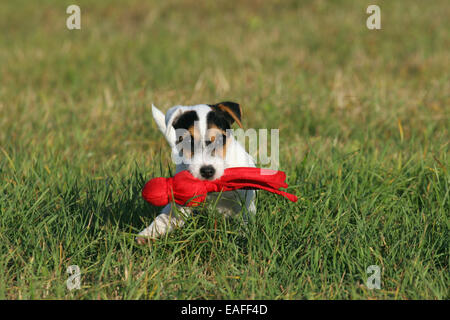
56, 169, 162, 241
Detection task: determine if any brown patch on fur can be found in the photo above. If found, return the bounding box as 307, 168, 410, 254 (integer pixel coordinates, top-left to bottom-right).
185, 125, 201, 158
176, 125, 200, 159
188, 125, 197, 139
207, 125, 228, 158
207, 124, 226, 135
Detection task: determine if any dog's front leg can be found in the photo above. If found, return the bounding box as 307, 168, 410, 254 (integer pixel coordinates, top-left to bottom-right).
136, 204, 191, 244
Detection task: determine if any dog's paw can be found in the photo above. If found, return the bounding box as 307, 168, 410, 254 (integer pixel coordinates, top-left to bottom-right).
136, 227, 158, 245
135, 235, 155, 245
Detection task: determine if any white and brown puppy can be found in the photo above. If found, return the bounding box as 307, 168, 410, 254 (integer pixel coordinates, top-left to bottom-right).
136, 102, 256, 243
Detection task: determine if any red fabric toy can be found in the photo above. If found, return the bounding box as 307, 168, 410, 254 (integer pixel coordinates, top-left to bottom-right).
142, 167, 298, 207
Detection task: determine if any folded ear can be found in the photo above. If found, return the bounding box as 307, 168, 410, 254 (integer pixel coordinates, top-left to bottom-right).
209, 101, 243, 128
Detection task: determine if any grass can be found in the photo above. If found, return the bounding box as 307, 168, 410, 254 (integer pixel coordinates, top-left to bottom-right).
0, 0, 448, 299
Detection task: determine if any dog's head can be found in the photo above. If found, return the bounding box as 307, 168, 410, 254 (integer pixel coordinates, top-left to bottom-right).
152, 102, 243, 180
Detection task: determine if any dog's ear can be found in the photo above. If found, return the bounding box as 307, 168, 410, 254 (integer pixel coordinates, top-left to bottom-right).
152, 104, 167, 134
209, 102, 243, 128
151, 104, 185, 148
165, 106, 188, 148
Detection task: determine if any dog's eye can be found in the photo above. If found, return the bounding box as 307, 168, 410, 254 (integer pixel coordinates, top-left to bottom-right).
209, 134, 226, 146
177, 134, 193, 144
177, 134, 188, 144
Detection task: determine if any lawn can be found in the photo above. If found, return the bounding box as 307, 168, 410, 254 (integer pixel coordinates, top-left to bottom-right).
0, 0, 448, 299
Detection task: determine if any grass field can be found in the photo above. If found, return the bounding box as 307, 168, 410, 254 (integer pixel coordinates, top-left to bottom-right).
0, 0, 448, 299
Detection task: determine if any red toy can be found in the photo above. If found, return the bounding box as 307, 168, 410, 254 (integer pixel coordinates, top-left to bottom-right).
142, 167, 298, 207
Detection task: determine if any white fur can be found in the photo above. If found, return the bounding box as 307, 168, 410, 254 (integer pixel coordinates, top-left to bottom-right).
137, 104, 256, 241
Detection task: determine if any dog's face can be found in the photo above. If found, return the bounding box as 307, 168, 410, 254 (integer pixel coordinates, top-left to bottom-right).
155, 102, 242, 181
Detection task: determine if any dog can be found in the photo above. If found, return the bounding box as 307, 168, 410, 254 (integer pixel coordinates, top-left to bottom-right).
136, 102, 256, 244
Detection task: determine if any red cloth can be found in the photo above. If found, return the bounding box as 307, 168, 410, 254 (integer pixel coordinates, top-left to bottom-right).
142, 167, 298, 207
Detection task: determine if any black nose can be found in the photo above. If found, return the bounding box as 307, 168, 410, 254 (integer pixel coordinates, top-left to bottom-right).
200, 165, 215, 179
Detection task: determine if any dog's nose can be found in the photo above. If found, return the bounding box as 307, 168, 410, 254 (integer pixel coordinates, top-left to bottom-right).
200, 165, 215, 179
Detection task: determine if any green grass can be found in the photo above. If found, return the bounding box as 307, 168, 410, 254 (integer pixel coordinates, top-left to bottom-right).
0, 0, 448, 299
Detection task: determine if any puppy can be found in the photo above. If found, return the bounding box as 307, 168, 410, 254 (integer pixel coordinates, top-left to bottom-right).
136, 102, 256, 244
